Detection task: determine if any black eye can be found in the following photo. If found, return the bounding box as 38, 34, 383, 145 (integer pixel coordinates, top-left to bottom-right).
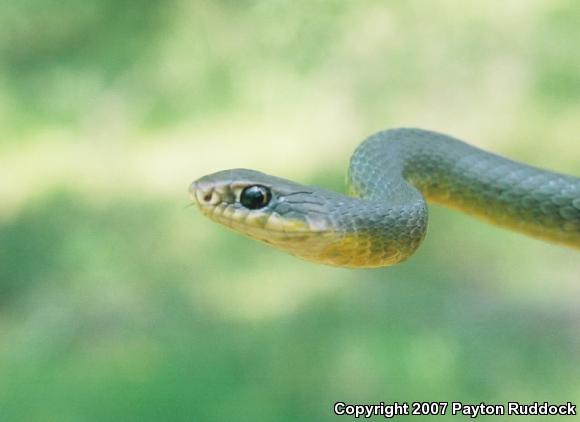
240, 185, 271, 209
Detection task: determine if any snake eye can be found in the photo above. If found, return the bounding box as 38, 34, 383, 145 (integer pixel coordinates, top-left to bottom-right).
240, 185, 271, 209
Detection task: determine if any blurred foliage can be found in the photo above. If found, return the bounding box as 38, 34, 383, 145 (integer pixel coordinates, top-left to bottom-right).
1, 0, 579, 421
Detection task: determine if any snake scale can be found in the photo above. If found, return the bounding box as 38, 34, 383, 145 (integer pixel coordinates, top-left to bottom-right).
190, 128, 580, 268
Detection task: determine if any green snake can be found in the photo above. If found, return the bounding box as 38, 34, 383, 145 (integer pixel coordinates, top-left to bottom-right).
190, 128, 580, 268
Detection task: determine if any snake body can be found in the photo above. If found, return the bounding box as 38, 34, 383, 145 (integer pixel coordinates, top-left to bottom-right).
190, 128, 580, 268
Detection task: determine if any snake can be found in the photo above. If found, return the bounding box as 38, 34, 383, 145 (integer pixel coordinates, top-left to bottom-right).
190, 128, 580, 268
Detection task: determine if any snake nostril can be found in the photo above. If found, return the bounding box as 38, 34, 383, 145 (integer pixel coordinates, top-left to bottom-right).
196, 189, 221, 205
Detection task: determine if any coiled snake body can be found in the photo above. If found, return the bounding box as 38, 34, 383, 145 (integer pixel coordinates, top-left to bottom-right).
190, 128, 580, 268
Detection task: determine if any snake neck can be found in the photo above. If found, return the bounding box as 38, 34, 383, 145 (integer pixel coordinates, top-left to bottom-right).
349, 128, 580, 249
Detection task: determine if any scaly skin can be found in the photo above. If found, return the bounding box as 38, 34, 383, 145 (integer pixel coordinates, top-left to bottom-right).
190, 128, 580, 268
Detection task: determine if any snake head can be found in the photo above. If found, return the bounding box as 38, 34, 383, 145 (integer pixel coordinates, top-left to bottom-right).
190, 169, 424, 267
190, 168, 334, 246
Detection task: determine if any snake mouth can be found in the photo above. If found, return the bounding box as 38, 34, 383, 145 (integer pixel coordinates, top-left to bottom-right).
204, 203, 326, 236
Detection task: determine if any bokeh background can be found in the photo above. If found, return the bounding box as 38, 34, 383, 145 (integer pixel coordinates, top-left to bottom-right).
1, 1, 579, 420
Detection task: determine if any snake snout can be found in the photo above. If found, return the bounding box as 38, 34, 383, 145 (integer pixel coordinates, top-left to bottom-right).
189, 181, 221, 207
188, 181, 198, 200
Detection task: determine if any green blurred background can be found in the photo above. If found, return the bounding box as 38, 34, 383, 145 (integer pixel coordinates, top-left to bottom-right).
1, 1, 579, 420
